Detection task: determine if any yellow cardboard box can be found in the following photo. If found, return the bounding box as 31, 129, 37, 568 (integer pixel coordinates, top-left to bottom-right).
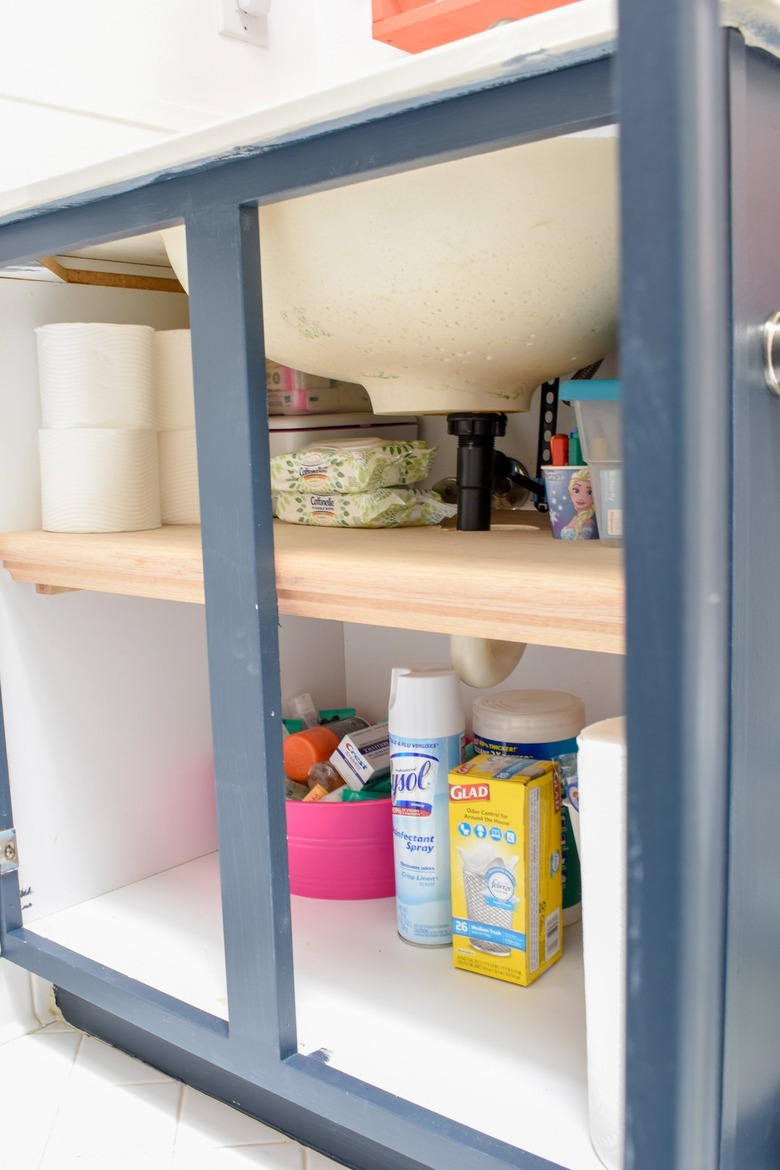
448, 754, 563, 986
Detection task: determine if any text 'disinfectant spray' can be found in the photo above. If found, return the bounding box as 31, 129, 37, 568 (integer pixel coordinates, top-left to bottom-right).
389, 664, 464, 946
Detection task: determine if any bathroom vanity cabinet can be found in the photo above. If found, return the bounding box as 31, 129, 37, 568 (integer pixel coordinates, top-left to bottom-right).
0, 7, 778, 1170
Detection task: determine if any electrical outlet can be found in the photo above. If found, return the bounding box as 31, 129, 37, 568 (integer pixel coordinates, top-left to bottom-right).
217, 0, 270, 47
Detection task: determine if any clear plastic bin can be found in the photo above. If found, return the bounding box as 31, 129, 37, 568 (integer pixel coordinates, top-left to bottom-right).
563, 379, 623, 546
588, 461, 623, 545
565, 378, 622, 462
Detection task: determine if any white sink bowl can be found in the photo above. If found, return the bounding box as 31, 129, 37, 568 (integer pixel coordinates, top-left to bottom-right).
163, 134, 619, 415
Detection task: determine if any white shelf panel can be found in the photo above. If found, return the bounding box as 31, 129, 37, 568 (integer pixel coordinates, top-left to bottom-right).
291, 897, 602, 1170
29, 852, 229, 1021
28, 852, 603, 1170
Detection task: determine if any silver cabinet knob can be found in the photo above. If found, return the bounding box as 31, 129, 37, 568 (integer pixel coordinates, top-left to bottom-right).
763, 311, 780, 397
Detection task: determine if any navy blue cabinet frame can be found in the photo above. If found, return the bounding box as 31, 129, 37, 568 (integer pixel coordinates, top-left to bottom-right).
0, 5, 778, 1168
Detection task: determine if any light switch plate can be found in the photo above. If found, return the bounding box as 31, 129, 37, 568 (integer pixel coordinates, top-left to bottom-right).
217, 0, 269, 47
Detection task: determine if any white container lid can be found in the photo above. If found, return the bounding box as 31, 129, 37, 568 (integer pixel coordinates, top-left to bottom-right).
472, 689, 586, 744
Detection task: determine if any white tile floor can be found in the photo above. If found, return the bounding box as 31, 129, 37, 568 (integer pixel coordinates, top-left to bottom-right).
2, 1021, 343, 1170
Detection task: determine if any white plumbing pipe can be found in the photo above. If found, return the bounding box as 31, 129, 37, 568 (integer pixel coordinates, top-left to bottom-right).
450, 634, 526, 689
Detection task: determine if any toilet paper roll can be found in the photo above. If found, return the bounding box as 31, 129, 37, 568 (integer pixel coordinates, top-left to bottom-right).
39, 428, 161, 533
158, 428, 200, 524
577, 716, 627, 1170
36, 323, 156, 429
154, 329, 196, 430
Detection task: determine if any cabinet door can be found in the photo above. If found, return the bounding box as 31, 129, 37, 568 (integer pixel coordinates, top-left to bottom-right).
619, 12, 780, 1170
618, 6, 733, 1170
721, 34, 780, 1170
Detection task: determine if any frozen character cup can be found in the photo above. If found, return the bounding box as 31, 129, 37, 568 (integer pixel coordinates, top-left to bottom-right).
541, 465, 599, 540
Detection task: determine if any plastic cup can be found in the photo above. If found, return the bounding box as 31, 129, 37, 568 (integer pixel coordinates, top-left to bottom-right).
541, 465, 599, 541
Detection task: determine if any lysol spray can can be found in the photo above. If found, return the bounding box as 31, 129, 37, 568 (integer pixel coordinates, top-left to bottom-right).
389, 664, 465, 946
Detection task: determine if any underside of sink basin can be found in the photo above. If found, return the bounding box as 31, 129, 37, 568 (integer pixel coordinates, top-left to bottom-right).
163, 133, 619, 415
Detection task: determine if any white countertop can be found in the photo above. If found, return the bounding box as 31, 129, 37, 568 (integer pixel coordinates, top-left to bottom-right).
1, 0, 617, 221
0, 0, 778, 225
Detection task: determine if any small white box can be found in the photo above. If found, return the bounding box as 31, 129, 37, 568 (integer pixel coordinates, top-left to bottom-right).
330, 723, 391, 790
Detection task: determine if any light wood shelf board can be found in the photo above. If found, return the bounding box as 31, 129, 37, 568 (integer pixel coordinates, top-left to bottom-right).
276, 518, 624, 652
38, 255, 184, 293
0, 526, 206, 604
0, 519, 624, 652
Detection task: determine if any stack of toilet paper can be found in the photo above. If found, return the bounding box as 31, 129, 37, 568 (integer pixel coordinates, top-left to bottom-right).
35, 324, 202, 532
577, 715, 627, 1170
154, 329, 200, 524
36, 323, 161, 532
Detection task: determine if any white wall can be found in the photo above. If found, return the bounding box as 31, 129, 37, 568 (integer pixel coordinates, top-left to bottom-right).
0, 276, 218, 922
279, 615, 347, 718
0, 0, 406, 191
344, 624, 624, 731
0, 277, 196, 1028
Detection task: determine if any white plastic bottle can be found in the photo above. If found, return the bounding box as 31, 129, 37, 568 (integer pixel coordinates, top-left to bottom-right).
388, 664, 465, 946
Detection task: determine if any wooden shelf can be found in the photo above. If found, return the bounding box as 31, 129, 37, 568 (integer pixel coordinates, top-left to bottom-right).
0, 515, 624, 653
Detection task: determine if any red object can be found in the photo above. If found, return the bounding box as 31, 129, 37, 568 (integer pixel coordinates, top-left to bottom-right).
550, 433, 569, 467
372, 0, 580, 54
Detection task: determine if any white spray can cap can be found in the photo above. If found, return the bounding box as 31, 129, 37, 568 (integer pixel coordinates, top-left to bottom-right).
388, 664, 464, 739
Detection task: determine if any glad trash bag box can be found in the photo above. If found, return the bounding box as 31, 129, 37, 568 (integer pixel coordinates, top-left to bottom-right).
448, 754, 563, 986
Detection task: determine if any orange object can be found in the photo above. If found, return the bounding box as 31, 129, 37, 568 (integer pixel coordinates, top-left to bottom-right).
372, 0, 580, 54
302, 782, 331, 802
283, 725, 339, 781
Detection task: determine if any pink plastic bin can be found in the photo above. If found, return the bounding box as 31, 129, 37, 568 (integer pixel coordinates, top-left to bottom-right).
286, 797, 395, 899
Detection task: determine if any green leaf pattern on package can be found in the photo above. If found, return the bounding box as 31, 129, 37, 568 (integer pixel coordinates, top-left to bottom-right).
272, 487, 457, 528
270, 439, 438, 494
